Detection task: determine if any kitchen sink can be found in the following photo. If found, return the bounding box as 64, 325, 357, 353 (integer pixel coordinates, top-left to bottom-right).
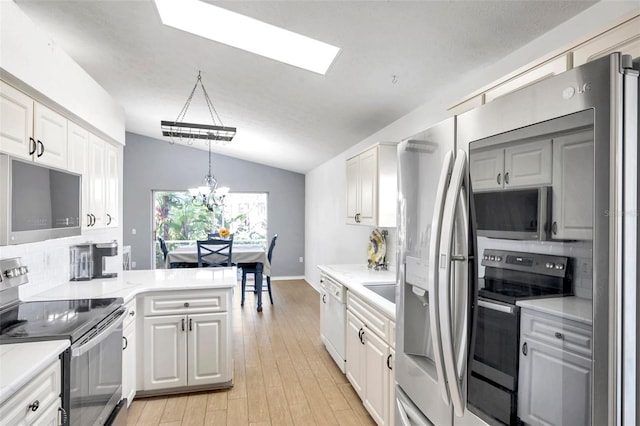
362, 282, 397, 304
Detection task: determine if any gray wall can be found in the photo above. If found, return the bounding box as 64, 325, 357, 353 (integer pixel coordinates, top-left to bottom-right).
123, 132, 305, 276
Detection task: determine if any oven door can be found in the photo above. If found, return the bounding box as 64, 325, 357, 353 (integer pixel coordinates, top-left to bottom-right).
70, 307, 125, 426
468, 298, 519, 425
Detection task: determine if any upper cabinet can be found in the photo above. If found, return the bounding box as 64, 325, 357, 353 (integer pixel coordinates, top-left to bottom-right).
0, 81, 69, 169
346, 143, 397, 227
470, 140, 552, 191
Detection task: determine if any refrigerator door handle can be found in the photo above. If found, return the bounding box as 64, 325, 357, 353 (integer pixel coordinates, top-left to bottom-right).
396, 390, 434, 426
437, 149, 468, 416
427, 150, 454, 405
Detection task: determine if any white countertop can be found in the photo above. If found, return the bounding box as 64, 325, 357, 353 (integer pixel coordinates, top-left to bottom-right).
318, 264, 396, 320
0, 340, 70, 405
26, 267, 238, 303
517, 296, 593, 325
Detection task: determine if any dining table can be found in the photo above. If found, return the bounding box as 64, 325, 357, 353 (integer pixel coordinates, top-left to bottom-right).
166, 244, 271, 311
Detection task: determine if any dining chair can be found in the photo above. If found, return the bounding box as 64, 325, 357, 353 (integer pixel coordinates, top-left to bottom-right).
197, 238, 234, 268
241, 234, 277, 305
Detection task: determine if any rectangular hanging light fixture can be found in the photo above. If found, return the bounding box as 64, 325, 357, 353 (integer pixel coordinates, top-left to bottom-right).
153, 0, 341, 75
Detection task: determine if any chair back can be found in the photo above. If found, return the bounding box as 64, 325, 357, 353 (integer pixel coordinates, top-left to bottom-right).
197, 238, 233, 267
267, 234, 278, 262
158, 237, 168, 261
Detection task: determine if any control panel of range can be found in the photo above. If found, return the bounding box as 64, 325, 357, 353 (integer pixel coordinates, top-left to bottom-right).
481, 249, 570, 277
0, 257, 29, 287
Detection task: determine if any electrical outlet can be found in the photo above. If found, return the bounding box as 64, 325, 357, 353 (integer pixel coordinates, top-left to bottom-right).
299, 257, 304, 263
131, 261, 136, 269
131, 228, 137, 235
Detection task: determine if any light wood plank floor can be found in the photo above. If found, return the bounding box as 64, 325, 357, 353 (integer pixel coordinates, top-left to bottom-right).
127, 279, 376, 426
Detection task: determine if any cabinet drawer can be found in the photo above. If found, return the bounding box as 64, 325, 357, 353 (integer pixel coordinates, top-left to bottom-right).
389, 321, 396, 348
144, 290, 229, 316
123, 298, 137, 329
521, 310, 592, 358
0, 359, 61, 426
347, 292, 390, 344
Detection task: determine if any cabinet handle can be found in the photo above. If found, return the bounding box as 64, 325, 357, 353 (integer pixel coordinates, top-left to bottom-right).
387, 353, 393, 370
87, 214, 92, 227
189, 318, 193, 331
360, 329, 365, 345
181, 318, 185, 331
184, 302, 190, 308
497, 173, 502, 185
129, 310, 135, 317
29, 137, 37, 155
322, 294, 326, 304
59, 407, 68, 425
358, 328, 363, 342
29, 400, 40, 412
552, 222, 558, 235
522, 342, 528, 356
555, 332, 564, 340
106, 214, 112, 226
504, 172, 510, 184
122, 336, 128, 351
37, 140, 44, 157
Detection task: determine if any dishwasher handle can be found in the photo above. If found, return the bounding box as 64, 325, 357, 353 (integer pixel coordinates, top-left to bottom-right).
71, 307, 126, 357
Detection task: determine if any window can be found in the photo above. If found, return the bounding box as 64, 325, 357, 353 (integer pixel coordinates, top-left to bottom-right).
153, 191, 267, 268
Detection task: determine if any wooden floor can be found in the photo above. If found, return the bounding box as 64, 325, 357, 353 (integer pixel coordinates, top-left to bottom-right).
127, 279, 376, 426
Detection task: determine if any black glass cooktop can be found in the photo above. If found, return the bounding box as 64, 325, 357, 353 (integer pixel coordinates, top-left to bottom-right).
0, 298, 122, 344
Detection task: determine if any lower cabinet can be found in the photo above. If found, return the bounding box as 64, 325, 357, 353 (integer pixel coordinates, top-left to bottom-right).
346, 292, 394, 426
122, 298, 137, 405
518, 309, 592, 426
141, 290, 232, 392
0, 359, 62, 426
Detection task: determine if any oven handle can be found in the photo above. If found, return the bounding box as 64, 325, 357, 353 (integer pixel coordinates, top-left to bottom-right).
477, 299, 515, 314
437, 149, 467, 417
427, 149, 454, 406
71, 307, 127, 358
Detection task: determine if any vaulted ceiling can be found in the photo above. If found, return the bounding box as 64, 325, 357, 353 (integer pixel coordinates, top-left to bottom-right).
15, 0, 596, 173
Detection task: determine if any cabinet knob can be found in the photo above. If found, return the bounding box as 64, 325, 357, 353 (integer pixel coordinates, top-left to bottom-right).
555, 332, 564, 339
497, 173, 502, 185
504, 172, 510, 184
522, 342, 528, 356
29, 400, 40, 412
129, 310, 135, 316
184, 302, 190, 308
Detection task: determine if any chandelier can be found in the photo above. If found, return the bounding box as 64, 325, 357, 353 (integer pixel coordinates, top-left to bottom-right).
188, 139, 230, 212
161, 71, 235, 211
161, 71, 236, 144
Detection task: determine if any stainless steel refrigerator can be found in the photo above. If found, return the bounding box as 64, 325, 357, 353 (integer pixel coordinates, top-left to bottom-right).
395, 52, 638, 426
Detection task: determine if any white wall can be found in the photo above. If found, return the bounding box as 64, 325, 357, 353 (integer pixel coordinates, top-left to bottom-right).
304, 1, 640, 290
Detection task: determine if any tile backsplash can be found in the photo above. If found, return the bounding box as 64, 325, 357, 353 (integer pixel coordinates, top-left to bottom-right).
477, 237, 593, 299
0, 228, 122, 299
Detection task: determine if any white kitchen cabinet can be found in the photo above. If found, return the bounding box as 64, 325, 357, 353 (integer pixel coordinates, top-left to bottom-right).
551, 130, 594, 240
0, 359, 62, 426
346, 292, 394, 426
141, 290, 232, 393
67, 122, 91, 228
388, 346, 395, 426
518, 309, 592, 426
104, 142, 119, 227
122, 299, 137, 406
470, 140, 552, 191
33, 102, 68, 169
0, 80, 34, 160
573, 15, 640, 66
346, 143, 397, 227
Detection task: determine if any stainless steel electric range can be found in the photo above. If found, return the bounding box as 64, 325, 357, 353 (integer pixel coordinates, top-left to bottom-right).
0, 257, 126, 426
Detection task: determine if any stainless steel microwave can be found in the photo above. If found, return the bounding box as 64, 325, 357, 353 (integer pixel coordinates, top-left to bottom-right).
0, 154, 81, 245
472, 187, 551, 240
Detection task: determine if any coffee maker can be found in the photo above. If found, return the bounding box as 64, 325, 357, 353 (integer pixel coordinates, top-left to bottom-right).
70, 244, 93, 281
92, 241, 118, 279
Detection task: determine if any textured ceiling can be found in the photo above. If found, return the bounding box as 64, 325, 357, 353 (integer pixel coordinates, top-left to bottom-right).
14, 0, 596, 173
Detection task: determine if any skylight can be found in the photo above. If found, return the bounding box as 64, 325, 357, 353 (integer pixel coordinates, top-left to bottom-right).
154, 0, 341, 75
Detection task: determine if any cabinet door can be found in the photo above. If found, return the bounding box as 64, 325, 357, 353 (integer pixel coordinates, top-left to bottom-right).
358, 147, 378, 226
346, 155, 360, 224
187, 312, 231, 386
122, 323, 137, 405
143, 315, 187, 390
88, 134, 106, 228
33, 102, 67, 169
387, 347, 395, 426
469, 148, 504, 191
363, 327, 390, 426
67, 122, 91, 228
518, 337, 591, 426
551, 130, 594, 240
30, 400, 61, 426
503, 140, 552, 188
0, 80, 33, 159
573, 15, 640, 66
104, 142, 119, 227
346, 310, 366, 398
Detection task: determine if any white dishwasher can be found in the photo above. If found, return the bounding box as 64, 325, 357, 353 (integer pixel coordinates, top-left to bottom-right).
320, 274, 347, 373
